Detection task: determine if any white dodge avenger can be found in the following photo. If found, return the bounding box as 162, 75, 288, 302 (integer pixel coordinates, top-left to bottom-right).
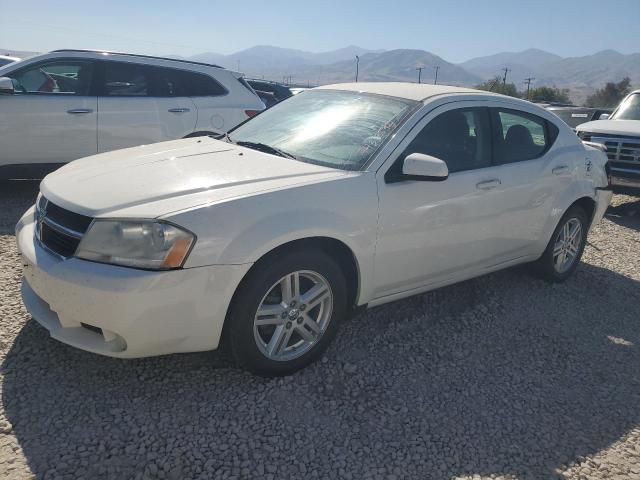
16, 83, 612, 375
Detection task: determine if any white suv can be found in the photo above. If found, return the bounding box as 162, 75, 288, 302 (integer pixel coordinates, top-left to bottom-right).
16, 83, 612, 376
0, 49, 265, 178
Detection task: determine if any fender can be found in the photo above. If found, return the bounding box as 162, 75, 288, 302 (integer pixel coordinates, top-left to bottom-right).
170, 173, 379, 304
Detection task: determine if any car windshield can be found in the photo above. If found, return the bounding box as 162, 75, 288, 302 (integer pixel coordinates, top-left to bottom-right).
229, 90, 418, 170
612, 93, 640, 120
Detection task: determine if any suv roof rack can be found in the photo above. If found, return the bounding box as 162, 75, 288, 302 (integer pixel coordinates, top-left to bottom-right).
50, 49, 224, 70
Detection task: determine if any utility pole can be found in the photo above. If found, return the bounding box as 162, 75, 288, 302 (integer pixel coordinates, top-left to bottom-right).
523, 77, 535, 100
355, 55, 360, 82
434, 65, 440, 85
416, 66, 423, 84
501, 67, 511, 85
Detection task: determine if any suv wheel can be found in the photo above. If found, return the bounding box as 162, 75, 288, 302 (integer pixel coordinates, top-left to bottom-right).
532, 206, 588, 282
226, 248, 346, 376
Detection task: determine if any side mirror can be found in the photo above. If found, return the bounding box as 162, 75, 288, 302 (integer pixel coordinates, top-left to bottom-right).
0, 77, 14, 94
598, 113, 610, 120
402, 152, 449, 180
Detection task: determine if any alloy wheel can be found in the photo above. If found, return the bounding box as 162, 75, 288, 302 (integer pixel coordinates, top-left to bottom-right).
253, 270, 333, 362
552, 217, 583, 274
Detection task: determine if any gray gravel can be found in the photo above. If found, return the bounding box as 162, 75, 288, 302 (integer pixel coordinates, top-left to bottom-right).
0, 180, 639, 479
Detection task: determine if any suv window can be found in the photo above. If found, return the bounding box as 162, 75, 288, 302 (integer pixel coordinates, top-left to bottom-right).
401, 107, 492, 174
101, 61, 226, 97
153, 68, 227, 97
102, 62, 149, 96
9, 61, 93, 95
492, 109, 557, 164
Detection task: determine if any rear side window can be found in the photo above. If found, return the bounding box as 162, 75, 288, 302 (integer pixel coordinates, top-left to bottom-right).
492, 109, 559, 164
103, 62, 148, 96
100, 62, 226, 97
154, 69, 226, 97
401, 107, 492, 173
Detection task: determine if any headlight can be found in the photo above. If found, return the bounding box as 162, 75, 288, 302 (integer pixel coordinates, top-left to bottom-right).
75, 220, 195, 270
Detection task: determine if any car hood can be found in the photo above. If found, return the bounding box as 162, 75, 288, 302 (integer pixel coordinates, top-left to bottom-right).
576, 119, 640, 136
41, 137, 349, 217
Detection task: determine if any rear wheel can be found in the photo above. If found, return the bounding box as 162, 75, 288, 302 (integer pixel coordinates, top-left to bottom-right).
226, 248, 347, 376
532, 206, 588, 282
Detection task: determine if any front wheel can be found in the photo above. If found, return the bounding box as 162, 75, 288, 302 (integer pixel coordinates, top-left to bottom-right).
226, 248, 347, 376
532, 206, 588, 282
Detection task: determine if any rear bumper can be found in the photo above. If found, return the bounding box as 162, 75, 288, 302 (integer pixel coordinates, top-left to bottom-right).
16, 208, 251, 358
591, 187, 613, 231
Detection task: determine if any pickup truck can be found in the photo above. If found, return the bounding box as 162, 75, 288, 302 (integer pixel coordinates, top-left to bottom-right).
546, 106, 612, 129
577, 90, 640, 190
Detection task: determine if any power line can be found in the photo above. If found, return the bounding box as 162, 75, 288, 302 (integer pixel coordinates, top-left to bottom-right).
2, 16, 201, 52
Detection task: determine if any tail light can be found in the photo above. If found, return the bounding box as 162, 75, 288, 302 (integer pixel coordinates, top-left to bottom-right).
244, 110, 260, 118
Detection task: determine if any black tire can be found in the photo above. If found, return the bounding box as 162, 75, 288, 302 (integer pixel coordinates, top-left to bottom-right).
531, 205, 589, 283
226, 248, 347, 376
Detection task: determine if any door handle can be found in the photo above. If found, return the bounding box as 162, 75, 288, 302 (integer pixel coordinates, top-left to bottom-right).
67, 108, 93, 114
476, 179, 501, 190
168, 108, 190, 113
552, 165, 569, 175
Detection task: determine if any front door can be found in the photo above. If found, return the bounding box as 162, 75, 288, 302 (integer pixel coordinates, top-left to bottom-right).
0, 59, 97, 167
373, 104, 508, 299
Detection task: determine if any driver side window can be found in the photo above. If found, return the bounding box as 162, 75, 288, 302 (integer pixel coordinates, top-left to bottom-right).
402, 107, 492, 174
9, 61, 94, 96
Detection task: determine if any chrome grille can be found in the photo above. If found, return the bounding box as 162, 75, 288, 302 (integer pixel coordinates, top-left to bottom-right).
36, 196, 93, 258
586, 134, 640, 174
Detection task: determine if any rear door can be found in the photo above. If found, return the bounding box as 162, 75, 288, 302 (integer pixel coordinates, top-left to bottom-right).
482, 106, 567, 259
0, 59, 97, 167
96, 61, 197, 153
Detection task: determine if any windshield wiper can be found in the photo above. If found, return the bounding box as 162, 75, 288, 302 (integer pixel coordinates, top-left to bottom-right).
235, 141, 297, 160
210, 132, 232, 142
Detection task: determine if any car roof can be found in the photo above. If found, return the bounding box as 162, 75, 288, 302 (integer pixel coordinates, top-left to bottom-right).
315, 82, 494, 101
50, 49, 225, 70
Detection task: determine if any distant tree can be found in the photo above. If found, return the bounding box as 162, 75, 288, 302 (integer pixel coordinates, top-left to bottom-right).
476, 77, 520, 98
585, 77, 632, 108
526, 86, 570, 104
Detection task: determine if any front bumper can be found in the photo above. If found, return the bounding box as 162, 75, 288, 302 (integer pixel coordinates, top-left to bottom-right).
611, 172, 640, 190
16, 208, 251, 358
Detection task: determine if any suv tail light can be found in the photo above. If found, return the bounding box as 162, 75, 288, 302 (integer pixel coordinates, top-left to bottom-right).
245, 110, 260, 118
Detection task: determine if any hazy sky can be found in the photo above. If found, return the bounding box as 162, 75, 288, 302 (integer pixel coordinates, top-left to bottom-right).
1, 0, 638, 62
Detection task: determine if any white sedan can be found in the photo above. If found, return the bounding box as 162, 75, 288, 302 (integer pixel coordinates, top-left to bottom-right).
16, 83, 612, 376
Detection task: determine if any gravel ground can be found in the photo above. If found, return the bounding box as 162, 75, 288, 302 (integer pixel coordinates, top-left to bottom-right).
0, 180, 639, 480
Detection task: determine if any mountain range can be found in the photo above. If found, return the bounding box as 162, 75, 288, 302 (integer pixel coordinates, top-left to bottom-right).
181, 45, 639, 103
2, 45, 638, 104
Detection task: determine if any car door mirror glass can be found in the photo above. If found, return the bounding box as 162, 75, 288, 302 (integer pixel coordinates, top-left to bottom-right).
402, 153, 449, 180
599, 113, 610, 120
0, 77, 15, 94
